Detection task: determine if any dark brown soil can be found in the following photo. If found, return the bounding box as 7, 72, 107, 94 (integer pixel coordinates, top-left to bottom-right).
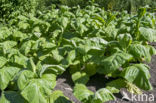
54, 43, 156, 103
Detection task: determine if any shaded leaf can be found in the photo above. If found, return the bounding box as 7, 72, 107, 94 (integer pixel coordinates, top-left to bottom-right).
0, 91, 27, 103
97, 52, 132, 74
121, 64, 152, 90
0, 67, 20, 90
72, 72, 89, 84
49, 90, 72, 103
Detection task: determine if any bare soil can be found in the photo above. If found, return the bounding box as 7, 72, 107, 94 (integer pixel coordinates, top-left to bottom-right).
54, 43, 156, 103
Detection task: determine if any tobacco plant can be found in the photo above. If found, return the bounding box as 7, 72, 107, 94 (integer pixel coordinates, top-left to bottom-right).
0, 4, 155, 103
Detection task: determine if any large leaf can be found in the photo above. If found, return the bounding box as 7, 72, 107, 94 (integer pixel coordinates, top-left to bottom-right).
73, 84, 94, 102
106, 79, 142, 94
17, 70, 36, 90
51, 49, 64, 63
69, 62, 81, 74
0, 67, 20, 90
18, 21, 30, 30
139, 27, 156, 42
128, 44, 156, 62
92, 88, 116, 103
20, 40, 33, 55
9, 53, 28, 68
0, 91, 27, 103
106, 79, 127, 90
0, 27, 11, 40
97, 52, 132, 74
39, 64, 65, 76
0, 56, 7, 68
120, 64, 152, 90
104, 25, 118, 40
76, 38, 105, 54
0, 41, 17, 54
72, 72, 89, 85
12, 30, 28, 40
117, 33, 132, 49
65, 50, 76, 65
0, 41, 17, 49
21, 74, 56, 103
83, 62, 97, 76
74, 84, 116, 103
41, 41, 56, 49
49, 90, 72, 103
89, 37, 108, 46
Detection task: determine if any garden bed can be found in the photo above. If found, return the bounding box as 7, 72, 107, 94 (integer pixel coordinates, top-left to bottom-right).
55, 43, 156, 103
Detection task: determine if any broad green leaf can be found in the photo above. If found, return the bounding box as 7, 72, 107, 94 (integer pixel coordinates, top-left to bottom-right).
69, 63, 81, 74
21, 74, 56, 103
117, 33, 132, 48
83, 62, 96, 76
106, 86, 120, 93
77, 38, 105, 54
12, 30, 28, 40
0, 67, 20, 90
128, 44, 155, 62
89, 37, 108, 46
139, 27, 156, 42
49, 90, 72, 103
73, 84, 94, 102
5, 49, 19, 58
41, 42, 56, 49
0, 56, 7, 68
120, 64, 152, 90
17, 70, 36, 90
104, 26, 118, 40
106, 79, 142, 94
42, 73, 56, 89
66, 50, 76, 65
20, 40, 33, 55
97, 52, 132, 74
18, 21, 30, 30
32, 26, 41, 34
10, 54, 28, 68
52, 30, 62, 38
106, 79, 127, 90
40, 64, 65, 76
0, 91, 27, 103
61, 17, 69, 28
148, 45, 156, 56
0, 41, 17, 49
51, 49, 64, 63
0, 27, 11, 40
72, 72, 89, 84
0, 41, 17, 54
92, 88, 116, 103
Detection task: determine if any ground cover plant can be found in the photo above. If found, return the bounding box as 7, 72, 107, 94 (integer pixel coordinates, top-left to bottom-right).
0, 4, 156, 103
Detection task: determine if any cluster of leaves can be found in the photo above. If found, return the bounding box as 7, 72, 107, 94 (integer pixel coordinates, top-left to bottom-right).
53, 0, 156, 12
0, 4, 156, 103
0, 0, 46, 21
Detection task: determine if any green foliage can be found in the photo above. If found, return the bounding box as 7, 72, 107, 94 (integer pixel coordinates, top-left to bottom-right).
0, 0, 37, 20
73, 84, 116, 103
0, 3, 156, 103
120, 64, 152, 90
52, 0, 156, 12
49, 90, 72, 103
72, 72, 89, 84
